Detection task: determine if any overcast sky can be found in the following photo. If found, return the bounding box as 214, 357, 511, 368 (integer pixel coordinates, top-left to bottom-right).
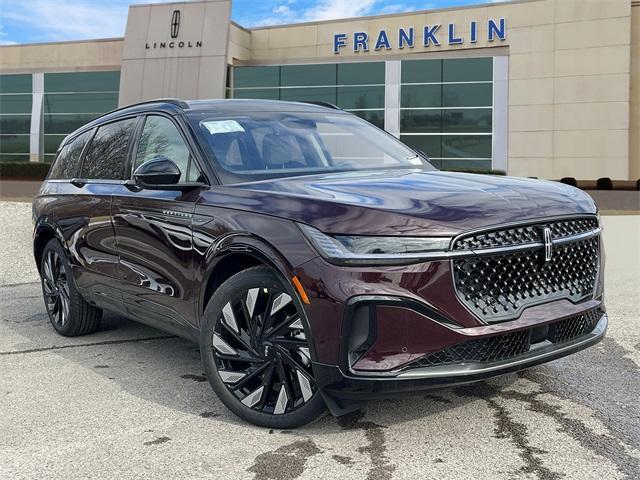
0, 0, 505, 45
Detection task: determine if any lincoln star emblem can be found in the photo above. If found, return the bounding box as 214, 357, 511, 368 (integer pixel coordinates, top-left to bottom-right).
542, 226, 553, 262
170, 10, 181, 39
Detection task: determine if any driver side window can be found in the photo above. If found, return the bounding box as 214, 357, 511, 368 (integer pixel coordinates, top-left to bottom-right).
135, 115, 200, 182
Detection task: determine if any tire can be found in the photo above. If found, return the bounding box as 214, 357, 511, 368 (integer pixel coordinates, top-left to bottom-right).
200, 266, 326, 428
40, 238, 102, 337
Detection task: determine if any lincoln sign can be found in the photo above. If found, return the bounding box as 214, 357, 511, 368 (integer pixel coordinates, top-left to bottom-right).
333, 18, 507, 54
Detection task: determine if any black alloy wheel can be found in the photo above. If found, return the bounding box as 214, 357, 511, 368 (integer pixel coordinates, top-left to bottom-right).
200, 266, 325, 428
39, 239, 102, 336
42, 247, 70, 328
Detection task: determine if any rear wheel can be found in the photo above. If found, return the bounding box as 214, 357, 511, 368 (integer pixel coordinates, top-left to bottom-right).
200, 266, 325, 428
40, 239, 102, 336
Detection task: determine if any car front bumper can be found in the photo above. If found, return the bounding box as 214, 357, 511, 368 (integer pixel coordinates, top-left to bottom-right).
314, 312, 607, 415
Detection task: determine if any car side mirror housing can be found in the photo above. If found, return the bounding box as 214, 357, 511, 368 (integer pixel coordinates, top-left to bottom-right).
133, 156, 181, 188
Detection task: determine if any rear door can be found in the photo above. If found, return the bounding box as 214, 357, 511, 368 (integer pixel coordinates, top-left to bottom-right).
111, 113, 207, 336
51, 117, 137, 312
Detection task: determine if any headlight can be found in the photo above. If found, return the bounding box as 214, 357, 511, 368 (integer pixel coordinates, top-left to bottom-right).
298, 224, 451, 265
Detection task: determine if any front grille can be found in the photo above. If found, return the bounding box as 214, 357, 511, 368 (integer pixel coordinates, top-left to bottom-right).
404, 308, 603, 370
452, 217, 598, 251
452, 217, 600, 322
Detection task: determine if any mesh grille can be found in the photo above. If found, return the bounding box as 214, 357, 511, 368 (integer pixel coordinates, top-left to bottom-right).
453, 217, 598, 251
452, 218, 600, 322
413, 330, 531, 367
549, 308, 603, 344
404, 308, 603, 370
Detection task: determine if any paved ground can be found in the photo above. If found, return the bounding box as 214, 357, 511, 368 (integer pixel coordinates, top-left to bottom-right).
0, 201, 638, 480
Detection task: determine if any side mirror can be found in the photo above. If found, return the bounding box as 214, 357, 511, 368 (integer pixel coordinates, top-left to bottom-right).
133, 156, 181, 188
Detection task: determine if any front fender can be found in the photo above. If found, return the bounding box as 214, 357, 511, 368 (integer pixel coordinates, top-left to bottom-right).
197, 232, 299, 314
204, 231, 295, 275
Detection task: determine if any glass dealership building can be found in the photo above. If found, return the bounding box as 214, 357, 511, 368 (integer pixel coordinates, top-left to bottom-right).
0, 0, 638, 180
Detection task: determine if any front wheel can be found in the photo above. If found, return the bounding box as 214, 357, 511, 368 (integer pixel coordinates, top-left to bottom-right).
200, 266, 325, 428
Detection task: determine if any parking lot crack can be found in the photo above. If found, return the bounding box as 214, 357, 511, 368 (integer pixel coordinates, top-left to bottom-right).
338, 411, 396, 480
0, 335, 176, 355
455, 384, 562, 480
486, 397, 562, 480
499, 389, 640, 480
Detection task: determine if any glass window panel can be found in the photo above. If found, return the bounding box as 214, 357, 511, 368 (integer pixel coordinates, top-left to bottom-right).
0, 115, 31, 134
349, 110, 385, 129
0, 134, 29, 153
0, 95, 32, 114
280, 64, 336, 86
135, 115, 193, 182
44, 71, 120, 93
234, 66, 280, 88
279, 87, 337, 104
0, 74, 32, 93
44, 93, 118, 114
401, 59, 442, 84
439, 159, 492, 170
441, 135, 492, 159
443, 58, 492, 82
233, 88, 280, 100
443, 108, 492, 133
337, 85, 384, 110
44, 114, 99, 134
337, 62, 384, 85
44, 135, 68, 154
81, 118, 137, 180
400, 84, 441, 108
400, 110, 442, 133
400, 135, 441, 159
0, 153, 30, 162
443, 83, 492, 107
48, 130, 93, 180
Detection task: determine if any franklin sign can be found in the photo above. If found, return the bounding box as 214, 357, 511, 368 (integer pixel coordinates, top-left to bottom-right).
333, 18, 506, 54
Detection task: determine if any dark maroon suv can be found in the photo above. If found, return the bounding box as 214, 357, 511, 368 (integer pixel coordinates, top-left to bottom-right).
32, 99, 606, 427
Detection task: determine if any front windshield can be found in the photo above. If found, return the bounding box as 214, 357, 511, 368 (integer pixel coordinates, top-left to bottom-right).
189, 111, 435, 184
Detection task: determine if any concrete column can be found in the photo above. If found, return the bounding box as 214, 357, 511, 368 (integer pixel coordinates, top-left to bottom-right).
384, 60, 401, 138
29, 72, 44, 163
492, 56, 509, 173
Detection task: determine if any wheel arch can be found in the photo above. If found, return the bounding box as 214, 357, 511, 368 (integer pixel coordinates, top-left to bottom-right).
198, 233, 299, 321
33, 216, 66, 274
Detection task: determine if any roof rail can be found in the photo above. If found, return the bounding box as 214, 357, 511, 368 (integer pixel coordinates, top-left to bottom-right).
102, 98, 189, 117
300, 101, 341, 110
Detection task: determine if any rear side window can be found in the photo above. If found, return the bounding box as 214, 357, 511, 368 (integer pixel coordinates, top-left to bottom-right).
80, 117, 137, 180
48, 130, 92, 180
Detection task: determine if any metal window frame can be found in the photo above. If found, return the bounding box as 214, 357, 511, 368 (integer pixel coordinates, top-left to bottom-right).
230, 56, 509, 170
394, 55, 508, 170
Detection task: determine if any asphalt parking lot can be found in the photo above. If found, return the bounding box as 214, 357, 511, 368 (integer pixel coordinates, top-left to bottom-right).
0, 200, 638, 480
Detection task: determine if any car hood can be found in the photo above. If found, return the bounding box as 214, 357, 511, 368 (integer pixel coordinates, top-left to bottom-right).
204, 169, 597, 236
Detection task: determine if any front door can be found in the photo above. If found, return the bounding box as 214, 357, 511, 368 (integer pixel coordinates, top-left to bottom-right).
111, 114, 205, 337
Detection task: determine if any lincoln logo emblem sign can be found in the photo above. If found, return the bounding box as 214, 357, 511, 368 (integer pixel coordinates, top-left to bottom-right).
145, 10, 202, 49
170, 10, 180, 38
542, 227, 553, 263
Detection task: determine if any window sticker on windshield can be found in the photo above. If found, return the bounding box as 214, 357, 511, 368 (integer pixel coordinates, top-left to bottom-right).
201, 120, 245, 134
